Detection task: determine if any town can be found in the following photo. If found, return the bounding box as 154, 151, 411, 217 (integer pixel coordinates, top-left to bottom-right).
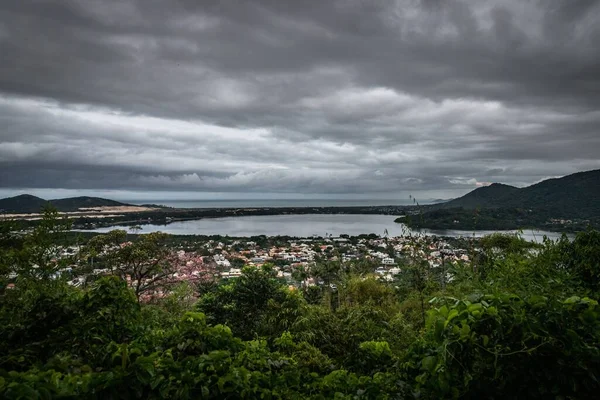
26, 229, 473, 302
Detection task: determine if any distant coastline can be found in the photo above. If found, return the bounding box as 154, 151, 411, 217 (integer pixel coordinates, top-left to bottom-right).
2, 167, 598, 234
1, 199, 592, 235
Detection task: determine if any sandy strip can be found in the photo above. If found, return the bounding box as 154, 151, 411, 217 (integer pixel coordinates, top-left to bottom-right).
0, 206, 158, 220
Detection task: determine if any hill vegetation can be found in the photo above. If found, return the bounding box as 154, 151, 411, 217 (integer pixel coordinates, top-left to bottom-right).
407, 169, 600, 231
438, 169, 600, 218
0, 194, 48, 213
438, 183, 519, 209
51, 196, 129, 211
0, 194, 130, 213
1, 210, 599, 398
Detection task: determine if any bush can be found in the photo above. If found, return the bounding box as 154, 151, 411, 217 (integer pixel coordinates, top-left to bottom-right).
405, 294, 600, 399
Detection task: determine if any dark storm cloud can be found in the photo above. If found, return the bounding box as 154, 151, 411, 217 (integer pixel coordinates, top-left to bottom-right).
0, 0, 599, 197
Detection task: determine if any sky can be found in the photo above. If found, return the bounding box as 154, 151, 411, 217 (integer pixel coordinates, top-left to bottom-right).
1, 0, 599, 201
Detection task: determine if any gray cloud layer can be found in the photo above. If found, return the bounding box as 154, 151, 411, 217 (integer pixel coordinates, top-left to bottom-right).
1, 0, 599, 198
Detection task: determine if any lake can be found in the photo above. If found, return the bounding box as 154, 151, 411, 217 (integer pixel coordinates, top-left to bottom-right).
81, 214, 568, 242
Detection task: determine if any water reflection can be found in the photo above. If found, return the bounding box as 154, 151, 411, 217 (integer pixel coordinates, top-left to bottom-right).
79, 214, 570, 242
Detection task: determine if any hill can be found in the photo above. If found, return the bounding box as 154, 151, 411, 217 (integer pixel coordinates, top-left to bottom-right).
504, 169, 600, 218
0, 195, 131, 213
0, 194, 49, 213
408, 169, 600, 231
439, 183, 519, 209
50, 196, 129, 212
437, 169, 600, 219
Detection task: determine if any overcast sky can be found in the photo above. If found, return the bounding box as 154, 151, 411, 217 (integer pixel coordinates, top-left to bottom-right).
1, 0, 599, 201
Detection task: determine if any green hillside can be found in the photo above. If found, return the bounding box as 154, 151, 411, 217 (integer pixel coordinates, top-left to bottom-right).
439, 183, 519, 209
50, 196, 129, 211
409, 169, 600, 231
505, 169, 600, 218
0, 194, 48, 213
0, 195, 130, 213
436, 169, 600, 219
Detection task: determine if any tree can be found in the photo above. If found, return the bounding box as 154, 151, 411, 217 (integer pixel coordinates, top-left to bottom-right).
347, 258, 379, 276
197, 265, 304, 340
230, 257, 246, 268
406, 294, 600, 399
17, 206, 72, 280
0, 219, 25, 291
85, 231, 177, 301
311, 259, 343, 285
563, 229, 600, 291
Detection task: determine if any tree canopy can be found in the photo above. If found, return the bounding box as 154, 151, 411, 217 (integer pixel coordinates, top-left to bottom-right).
1, 212, 599, 399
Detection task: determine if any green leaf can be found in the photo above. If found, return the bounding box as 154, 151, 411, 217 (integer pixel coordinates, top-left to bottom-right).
421, 356, 436, 373
467, 303, 483, 313
482, 335, 489, 347
438, 305, 449, 318
434, 317, 445, 341
460, 323, 471, 340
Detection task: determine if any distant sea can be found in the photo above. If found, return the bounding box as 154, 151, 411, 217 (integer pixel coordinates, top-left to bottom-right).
127, 199, 421, 209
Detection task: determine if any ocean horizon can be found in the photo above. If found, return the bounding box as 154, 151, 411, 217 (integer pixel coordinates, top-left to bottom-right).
127, 198, 439, 209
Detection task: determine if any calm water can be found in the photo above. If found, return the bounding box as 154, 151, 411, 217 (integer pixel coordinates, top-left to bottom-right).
83, 214, 568, 242
129, 199, 420, 208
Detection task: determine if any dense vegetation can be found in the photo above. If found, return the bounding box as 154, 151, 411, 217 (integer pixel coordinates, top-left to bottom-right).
0, 195, 129, 213
402, 207, 599, 232
1, 210, 600, 398
437, 169, 600, 218
404, 169, 600, 231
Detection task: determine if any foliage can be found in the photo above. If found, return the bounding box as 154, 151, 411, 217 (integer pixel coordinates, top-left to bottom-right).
560, 229, 600, 291
479, 232, 537, 254
85, 230, 177, 300
1, 213, 600, 399
197, 265, 305, 340
406, 207, 599, 232
431, 169, 600, 222
405, 294, 600, 399
14, 206, 73, 280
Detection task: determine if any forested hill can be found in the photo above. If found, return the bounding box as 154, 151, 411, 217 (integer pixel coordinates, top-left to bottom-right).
437, 169, 600, 219
0, 194, 48, 213
0, 194, 130, 213
50, 196, 130, 211
438, 183, 519, 209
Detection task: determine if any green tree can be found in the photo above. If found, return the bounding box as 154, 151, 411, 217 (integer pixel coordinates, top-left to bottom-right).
563, 229, 600, 291
85, 231, 177, 301
197, 265, 304, 340
406, 294, 600, 399
16, 206, 72, 280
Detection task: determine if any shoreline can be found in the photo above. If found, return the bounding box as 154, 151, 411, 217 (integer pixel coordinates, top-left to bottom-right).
70, 214, 576, 242
3, 203, 589, 235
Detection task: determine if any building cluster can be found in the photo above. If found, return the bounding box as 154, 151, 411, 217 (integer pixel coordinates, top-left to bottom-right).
6, 234, 472, 299
175, 235, 471, 286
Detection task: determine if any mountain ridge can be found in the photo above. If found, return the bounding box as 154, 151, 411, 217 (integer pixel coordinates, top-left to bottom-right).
436, 169, 600, 218
0, 195, 130, 213
438, 183, 519, 209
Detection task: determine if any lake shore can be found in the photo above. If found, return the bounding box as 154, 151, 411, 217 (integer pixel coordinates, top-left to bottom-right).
74, 213, 572, 242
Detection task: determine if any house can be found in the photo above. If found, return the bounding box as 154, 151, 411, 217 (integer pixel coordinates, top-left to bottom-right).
214, 254, 231, 268
332, 238, 349, 243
